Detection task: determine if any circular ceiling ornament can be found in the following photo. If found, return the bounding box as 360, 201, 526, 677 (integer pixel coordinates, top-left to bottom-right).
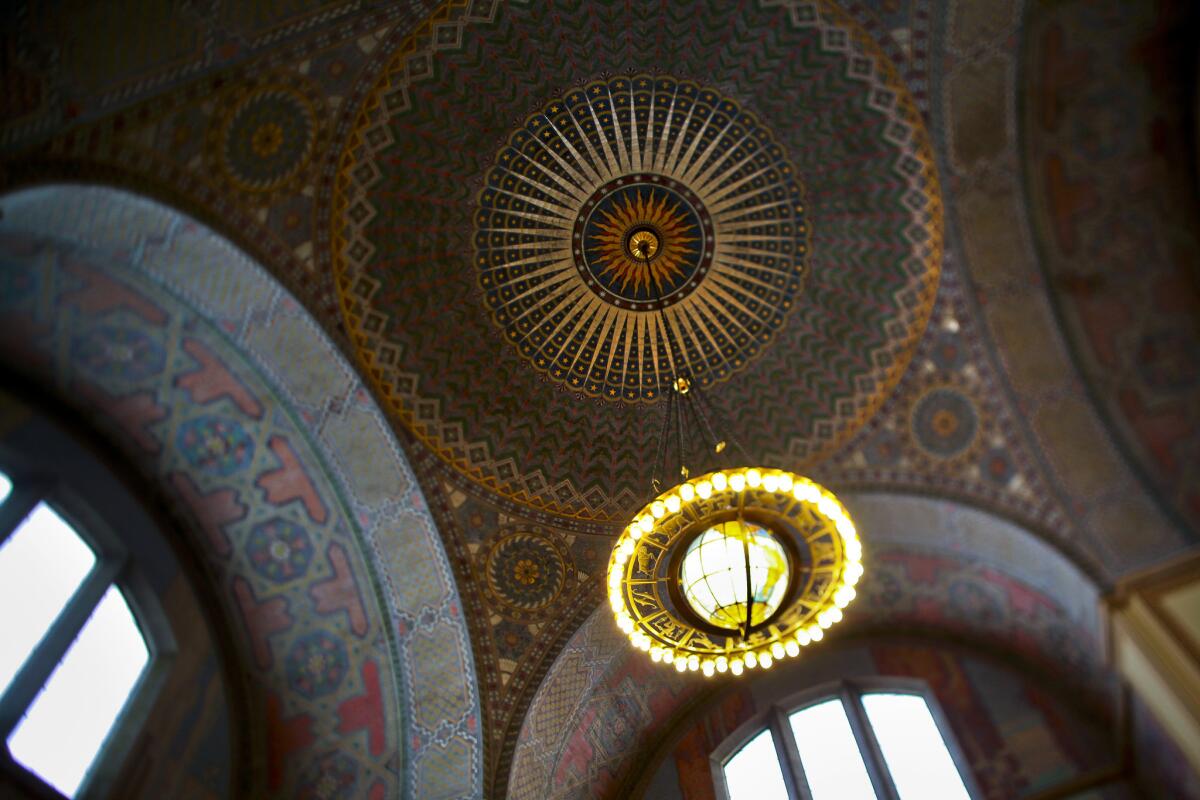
207, 79, 325, 197
482, 530, 573, 617
607, 468, 862, 677
908, 383, 982, 462
329, 1, 942, 522
476, 76, 807, 401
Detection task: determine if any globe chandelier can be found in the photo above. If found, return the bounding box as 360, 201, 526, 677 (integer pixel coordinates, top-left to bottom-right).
607, 234, 864, 678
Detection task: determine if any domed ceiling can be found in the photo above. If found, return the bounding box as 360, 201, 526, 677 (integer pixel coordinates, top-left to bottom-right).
330, 0, 941, 524
5, 0, 1200, 797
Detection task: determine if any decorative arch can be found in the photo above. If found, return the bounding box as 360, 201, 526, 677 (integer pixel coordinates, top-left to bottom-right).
507, 491, 1109, 800
0, 185, 482, 799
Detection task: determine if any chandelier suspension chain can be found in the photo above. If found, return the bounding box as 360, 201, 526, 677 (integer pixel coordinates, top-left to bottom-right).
637, 242, 743, 489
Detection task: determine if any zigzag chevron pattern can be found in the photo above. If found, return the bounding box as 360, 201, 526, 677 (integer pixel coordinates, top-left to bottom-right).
331, 0, 942, 523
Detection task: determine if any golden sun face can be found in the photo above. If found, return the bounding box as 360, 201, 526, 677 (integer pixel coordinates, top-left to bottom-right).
588, 188, 700, 298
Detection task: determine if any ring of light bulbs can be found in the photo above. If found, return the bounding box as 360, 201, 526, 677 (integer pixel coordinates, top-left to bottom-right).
608, 468, 863, 677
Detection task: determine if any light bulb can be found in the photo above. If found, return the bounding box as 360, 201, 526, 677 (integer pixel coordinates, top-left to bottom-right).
697, 481, 713, 498
729, 473, 746, 492
746, 469, 762, 488
650, 648, 663, 663
796, 629, 811, 646
663, 650, 675, 664
639, 515, 653, 533
702, 660, 715, 677
675, 658, 687, 672
680, 483, 696, 502
771, 641, 785, 659
651, 501, 666, 519
778, 474, 793, 492
808, 626, 824, 641
666, 495, 681, 513
716, 656, 728, 673
759, 652, 773, 669
818, 497, 838, 519
687, 655, 700, 672
744, 651, 758, 669
785, 639, 800, 658
762, 473, 778, 492
712, 472, 728, 491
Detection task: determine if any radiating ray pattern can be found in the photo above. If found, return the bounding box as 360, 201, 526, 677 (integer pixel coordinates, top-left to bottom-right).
582, 181, 703, 304
475, 75, 809, 402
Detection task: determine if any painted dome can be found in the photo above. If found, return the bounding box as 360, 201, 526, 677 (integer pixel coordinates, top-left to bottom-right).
331, 1, 941, 523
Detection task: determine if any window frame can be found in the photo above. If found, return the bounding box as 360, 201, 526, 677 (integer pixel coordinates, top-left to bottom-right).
0, 466, 176, 800
710, 678, 982, 800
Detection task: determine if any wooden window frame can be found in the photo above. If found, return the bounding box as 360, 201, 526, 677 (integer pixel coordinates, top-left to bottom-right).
710, 678, 982, 800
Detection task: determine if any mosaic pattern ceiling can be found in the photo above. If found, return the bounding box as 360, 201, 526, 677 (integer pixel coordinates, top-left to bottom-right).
4, 0, 1199, 797
476, 77, 808, 401
333, 0, 942, 522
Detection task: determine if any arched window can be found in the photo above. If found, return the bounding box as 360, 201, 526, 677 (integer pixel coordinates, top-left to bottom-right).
713, 679, 980, 800
0, 464, 170, 799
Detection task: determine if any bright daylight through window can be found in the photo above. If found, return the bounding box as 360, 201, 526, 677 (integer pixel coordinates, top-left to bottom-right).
0, 470, 150, 798
723, 685, 972, 800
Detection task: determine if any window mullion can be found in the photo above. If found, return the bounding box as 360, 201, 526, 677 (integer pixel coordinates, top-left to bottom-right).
773, 706, 813, 800
0, 485, 44, 547
842, 684, 900, 800
0, 558, 121, 740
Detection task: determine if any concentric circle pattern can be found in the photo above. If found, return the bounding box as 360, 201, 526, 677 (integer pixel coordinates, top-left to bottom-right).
484, 531, 568, 614
607, 468, 863, 674
209, 82, 321, 195
912, 386, 979, 459
476, 77, 807, 400
332, 0, 942, 521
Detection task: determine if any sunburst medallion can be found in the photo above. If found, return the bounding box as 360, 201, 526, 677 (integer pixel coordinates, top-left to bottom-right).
583, 183, 702, 303
476, 75, 808, 401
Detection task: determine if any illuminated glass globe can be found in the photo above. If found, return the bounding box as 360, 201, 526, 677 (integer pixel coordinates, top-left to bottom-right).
679, 520, 790, 630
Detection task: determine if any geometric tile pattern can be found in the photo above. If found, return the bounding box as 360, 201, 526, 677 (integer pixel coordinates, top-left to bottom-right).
1020, 0, 1200, 540
331, 0, 943, 522
936, 0, 1196, 573
474, 76, 809, 401
509, 491, 1110, 800
0, 186, 482, 800
0, 0, 1195, 797
662, 642, 1122, 800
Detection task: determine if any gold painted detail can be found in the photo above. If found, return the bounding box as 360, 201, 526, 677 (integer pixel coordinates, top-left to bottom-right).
590, 189, 697, 297
608, 469, 863, 677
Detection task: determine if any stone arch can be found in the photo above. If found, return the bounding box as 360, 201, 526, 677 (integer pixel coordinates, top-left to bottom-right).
938, 0, 1198, 572
0, 184, 482, 799
507, 491, 1108, 800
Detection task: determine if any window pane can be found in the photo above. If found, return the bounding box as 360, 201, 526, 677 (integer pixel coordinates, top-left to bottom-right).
8, 586, 149, 798
790, 698, 878, 800
0, 470, 11, 504
724, 728, 789, 800
862, 693, 971, 800
0, 502, 96, 693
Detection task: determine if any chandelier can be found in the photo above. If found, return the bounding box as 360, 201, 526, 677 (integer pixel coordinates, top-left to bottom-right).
606, 222, 863, 677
